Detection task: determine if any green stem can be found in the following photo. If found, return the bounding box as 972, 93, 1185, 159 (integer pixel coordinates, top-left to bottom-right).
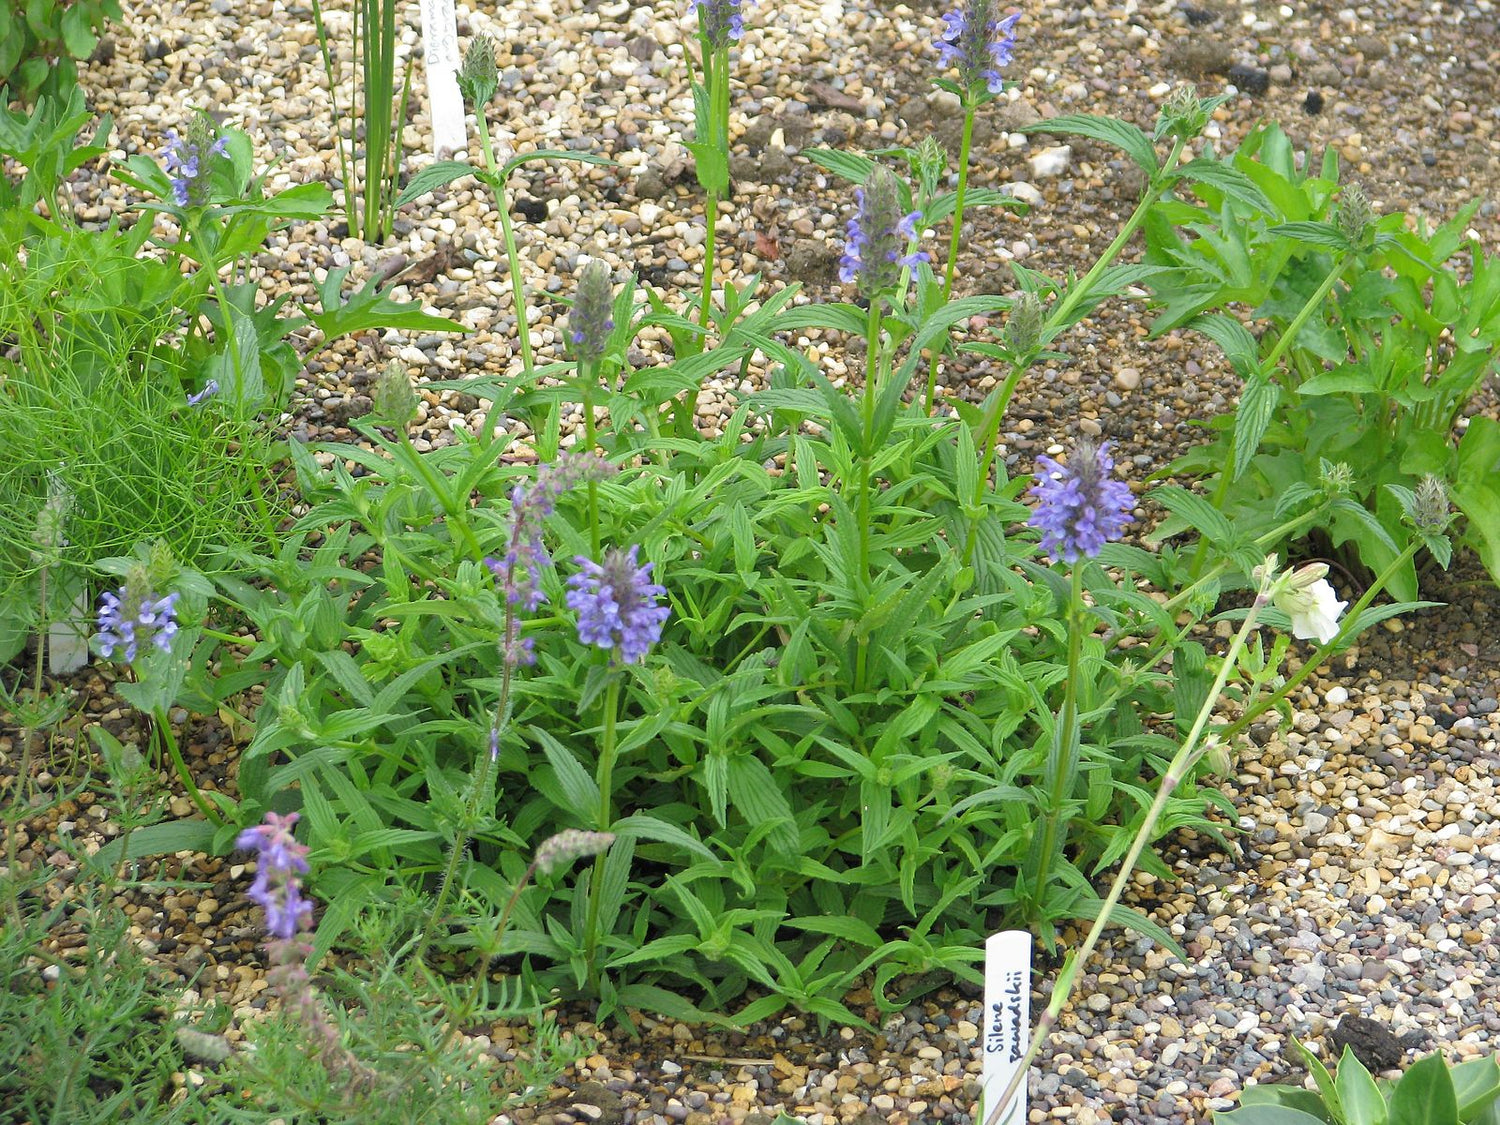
984, 579, 1274, 1125
582, 359, 601, 558
924, 104, 977, 416
476, 116, 536, 381
190, 215, 244, 394
416, 622, 518, 962
152, 706, 221, 825
852, 301, 883, 692
1188, 256, 1353, 579
399, 430, 485, 561
1027, 565, 1085, 925
700, 188, 719, 334
583, 677, 622, 989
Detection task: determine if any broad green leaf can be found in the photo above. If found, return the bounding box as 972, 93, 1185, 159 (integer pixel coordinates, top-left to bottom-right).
1386, 1052, 1458, 1125
1216, 1108, 1337, 1125
90, 818, 219, 868
1334, 1047, 1387, 1125
1233, 372, 1280, 480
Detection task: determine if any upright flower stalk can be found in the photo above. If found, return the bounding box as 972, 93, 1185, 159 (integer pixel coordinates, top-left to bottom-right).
1022, 440, 1133, 926
925, 3, 1021, 414
692, 0, 742, 335
567, 259, 617, 558
840, 167, 925, 686
417, 454, 614, 957
565, 543, 670, 983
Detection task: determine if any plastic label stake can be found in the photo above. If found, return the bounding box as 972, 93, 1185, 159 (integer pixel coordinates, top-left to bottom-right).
981, 929, 1032, 1125
419, 0, 467, 156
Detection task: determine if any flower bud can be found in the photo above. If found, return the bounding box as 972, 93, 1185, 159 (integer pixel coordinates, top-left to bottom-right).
458, 36, 499, 110
1336, 185, 1375, 249
1412, 475, 1451, 533
567, 259, 616, 364
372, 360, 419, 428
1004, 291, 1044, 357
1159, 85, 1209, 142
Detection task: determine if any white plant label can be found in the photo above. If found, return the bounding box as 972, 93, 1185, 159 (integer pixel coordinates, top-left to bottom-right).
980, 930, 1032, 1125
419, 0, 467, 156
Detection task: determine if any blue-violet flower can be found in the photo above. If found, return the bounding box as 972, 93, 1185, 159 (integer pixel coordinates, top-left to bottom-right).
186, 379, 219, 407
935, 1, 1021, 94
566, 545, 670, 664
839, 166, 924, 298
163, 116, 229, 208
697, 0, 744, 49
97, 576, 180, 662
236, 811, 313, 941
1027, 438, 1134, 563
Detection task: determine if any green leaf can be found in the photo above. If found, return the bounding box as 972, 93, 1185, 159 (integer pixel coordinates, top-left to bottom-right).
615, 982, 735, 1026
1022, 114, 1159, 176
1334, 1047, 1387, 1125
1268, 221, 1352, 252
1215, 1108, 1337, 1125
395, 159, 477, 206
59, 4, 96, 59
611, 813, 717, 862
1387, 1053, 1458, 1125
91, 818, 220, 868
803, 147, 876, 185
531, 728, 601, 814
1232, 372, 1280, 480
1452, 1057, 1500, 1120
1150, 485, 1236, 544
1290, 1036, 1343, 1122
1240, 1085, 1334, 1120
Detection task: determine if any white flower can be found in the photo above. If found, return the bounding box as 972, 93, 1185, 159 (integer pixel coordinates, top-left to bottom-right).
1273, 566, 1347, 644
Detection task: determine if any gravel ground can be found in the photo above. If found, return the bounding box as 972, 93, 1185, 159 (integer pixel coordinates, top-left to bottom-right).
6, 0, 1500, 1121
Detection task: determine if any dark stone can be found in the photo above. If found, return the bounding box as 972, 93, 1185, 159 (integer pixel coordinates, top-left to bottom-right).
1183, 4, 1216, 24
1330, 1014, 1405, 1072
625, 34, 659, 61
1169, 39, 1233, 77
1228, 64, 1271, 95
784, 238, 841, 288
1304, 90, 1325, 115
569, 1081, 623, 1125
514, 197, 548, 223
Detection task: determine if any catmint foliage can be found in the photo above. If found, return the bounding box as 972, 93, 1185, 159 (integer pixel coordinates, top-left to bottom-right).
162, 115, 228, 208
566, 259, 616, 364
934, 0, 1020, 95
839, 166, 924, 300
1027, 439, 1134, 563
697, 0, 744, 50
457, 35, 499, 109
96, 572, 181, 662
566, 545, 670, 664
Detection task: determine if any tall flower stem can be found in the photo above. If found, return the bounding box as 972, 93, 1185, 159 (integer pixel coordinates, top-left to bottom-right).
1188, 256, 1354, 583
416, 622, 519, 962
852, 300, 885, 693
923, 103, 978, 415
983, 578, 1274, 1125
970, 136, 1188, 506
581, 359, 601, 558
150, 704, 221, 825
472, 114, 536, 382
583, 677, 622, 989
1025, 564, 1085, 923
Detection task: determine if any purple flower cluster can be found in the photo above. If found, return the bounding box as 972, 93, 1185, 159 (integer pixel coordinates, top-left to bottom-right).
839, 166, 924, 299
236, 811, 313, 941
1027, 439, 1134, 563
97, 578, 180, 662
162, 117, 229, 209
696, 0, 744, 49
566, 545, 670, 664
935, 0, 1021, 95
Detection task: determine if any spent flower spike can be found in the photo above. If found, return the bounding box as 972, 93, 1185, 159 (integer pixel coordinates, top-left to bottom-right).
162, 115, 229, 208
839, 166, 924, 299
534, 829, 616, 876
1027, 438, 1134, 563
567, 545, 671, 664
935, 0, 1021, 95
97, 570, 181, 662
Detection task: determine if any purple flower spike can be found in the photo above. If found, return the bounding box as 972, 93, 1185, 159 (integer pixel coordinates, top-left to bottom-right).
696, 0, 744, 49
936, 0, 1021, 95
566, 545, 670, 664
162, 116, 229, 209
97, 575, 180, 663
236, 811, 313, 941
839, 166, 925, 299
1027, 439, 1134, 563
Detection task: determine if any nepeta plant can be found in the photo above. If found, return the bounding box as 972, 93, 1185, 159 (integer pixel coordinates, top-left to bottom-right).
161, 116, 229, 208
567, 545, 670, 666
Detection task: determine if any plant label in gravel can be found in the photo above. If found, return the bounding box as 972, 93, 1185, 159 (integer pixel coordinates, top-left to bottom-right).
982, 929, 1033, 1125
419, 0, 466, 154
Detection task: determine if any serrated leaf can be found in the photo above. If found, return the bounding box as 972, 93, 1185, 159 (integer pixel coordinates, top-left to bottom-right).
396, 159, 478, 205
1233, 372, 1279, 480
1022, 114, 1159, 176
